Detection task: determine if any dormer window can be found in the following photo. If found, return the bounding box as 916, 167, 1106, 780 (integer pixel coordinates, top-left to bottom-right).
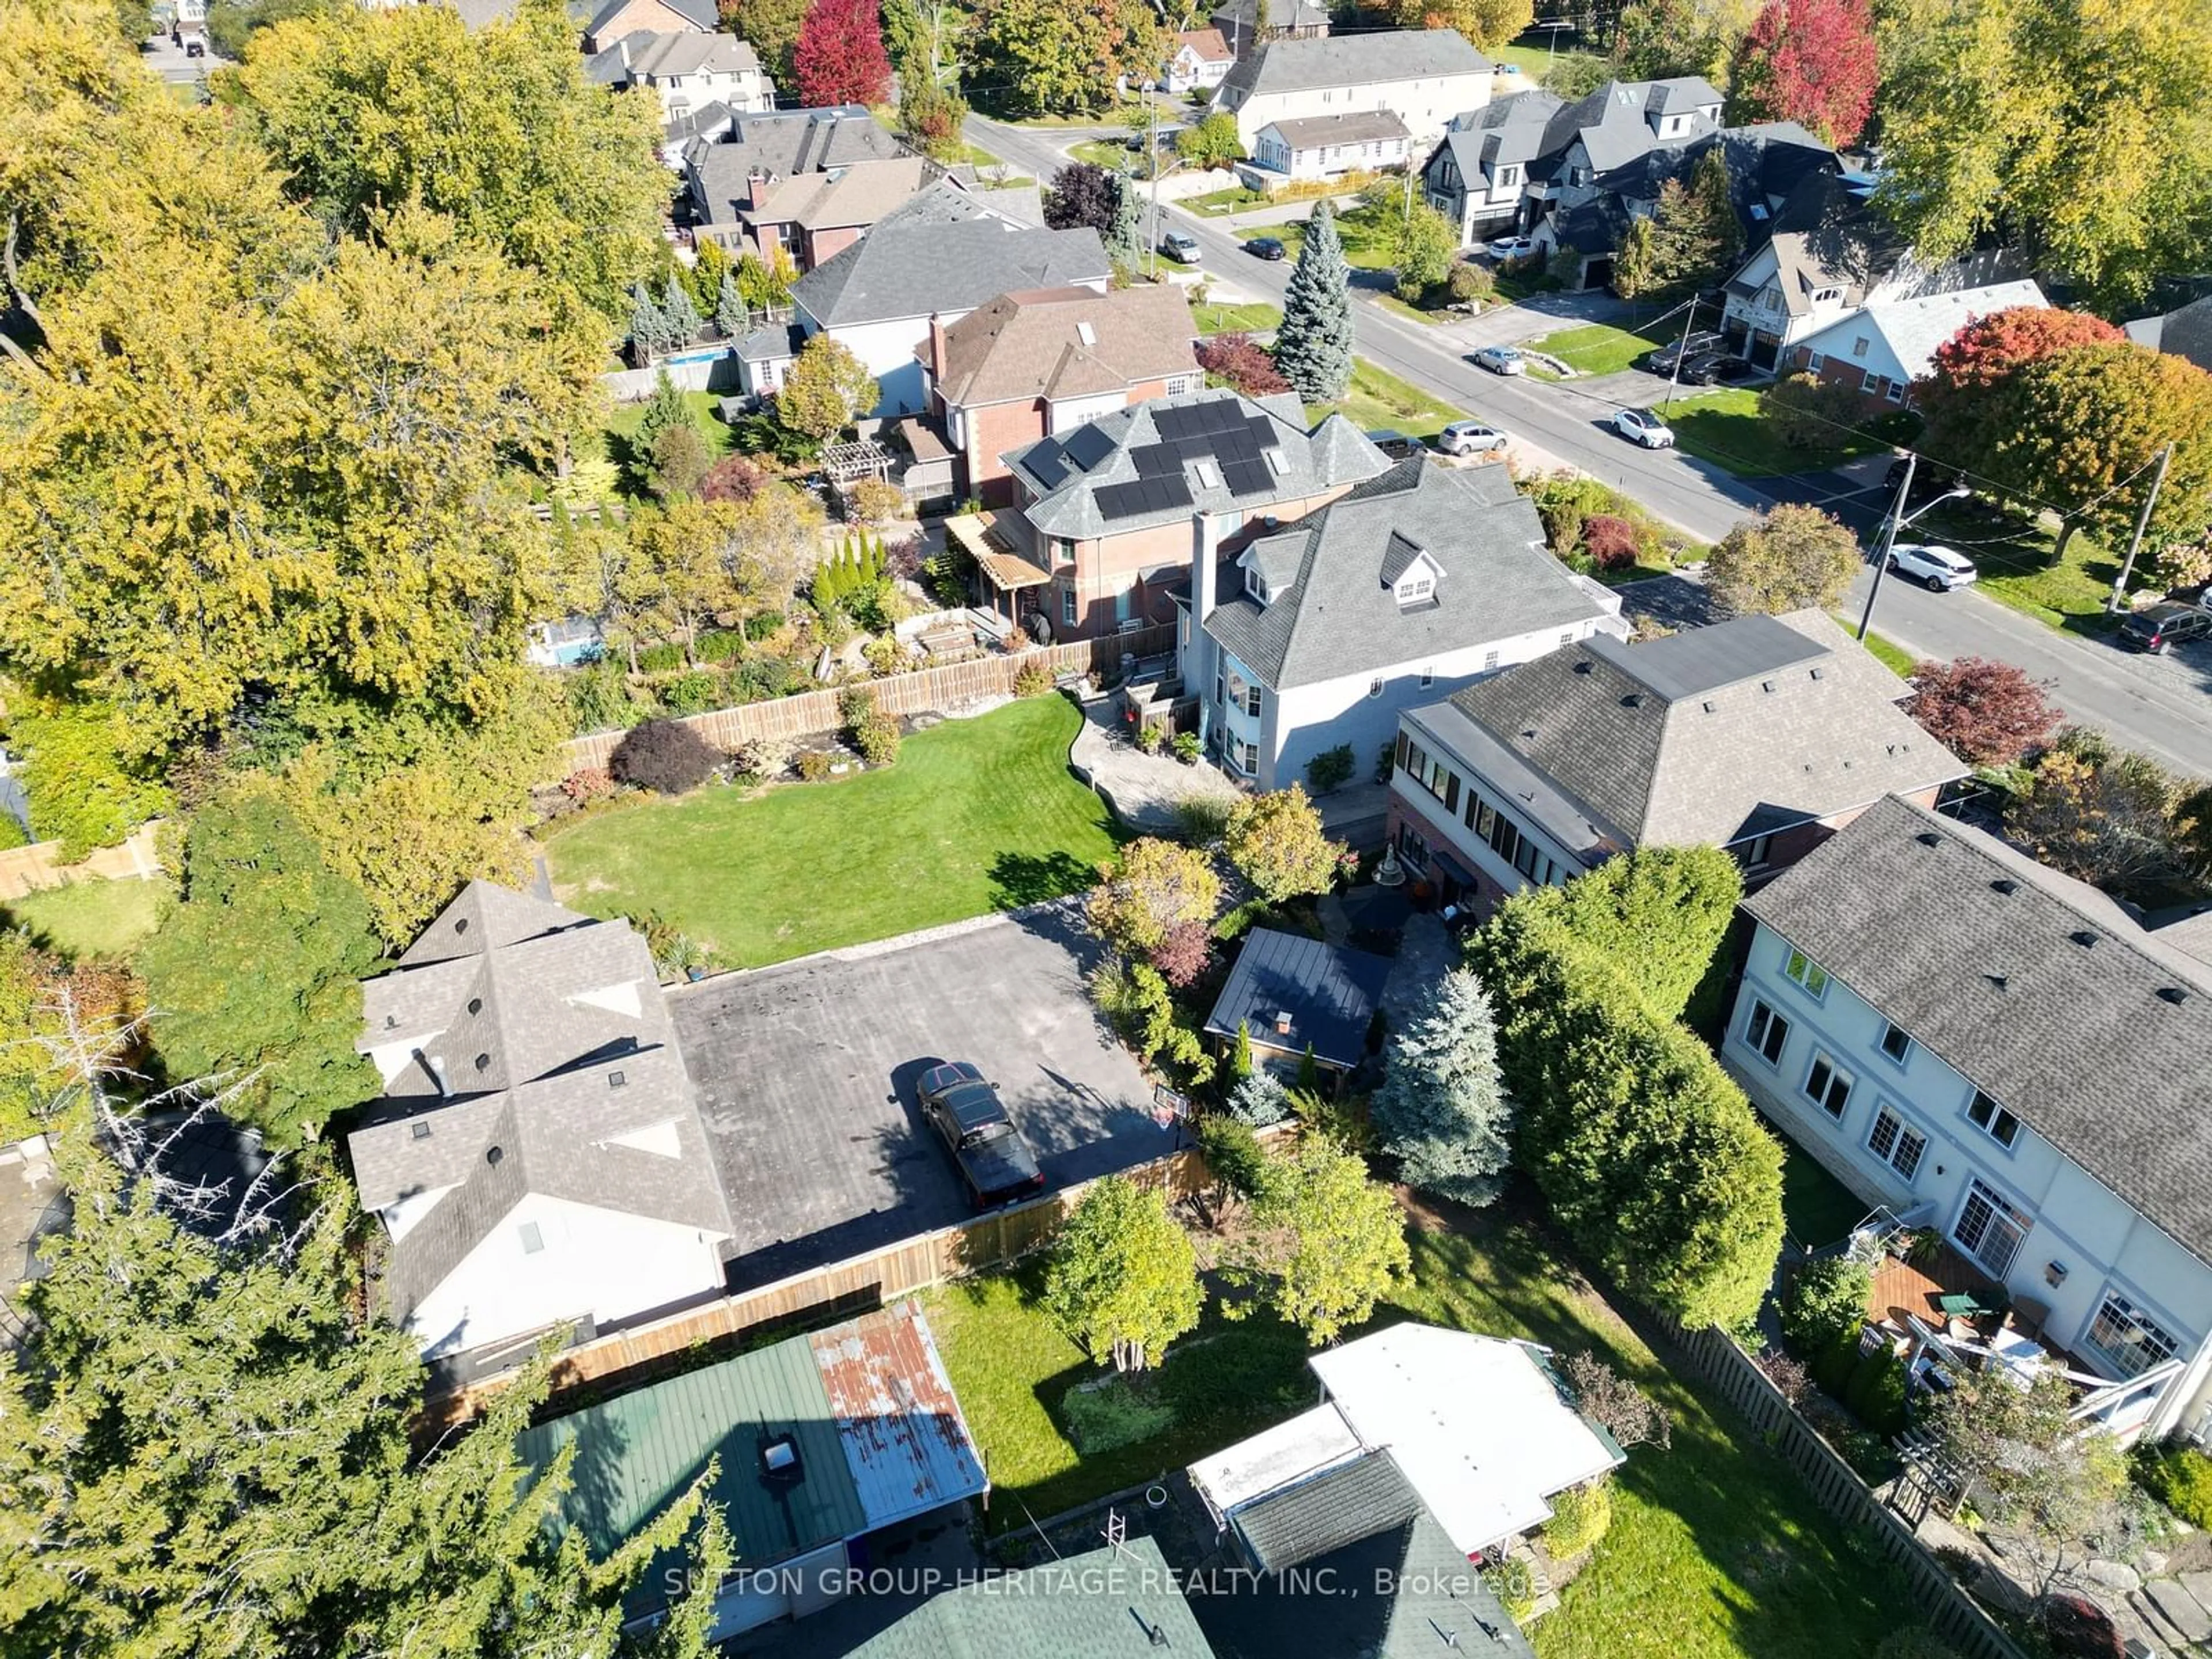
1397, 574, 1434, 605
1245, 566, 1271, 604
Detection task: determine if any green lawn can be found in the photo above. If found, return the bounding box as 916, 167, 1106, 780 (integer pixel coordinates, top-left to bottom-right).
1836, 617, 1917, 676
3, 878, 170, 963
544, 696, 1119, 969
1525, 321, 1671, 378
601, 389, 737, 461
1776, 1138, 1872, 1252
1190, 298, 1282, 336
930, 1199, 1920, 1657
1181, 185, 1271, 216
1662, 389, 1916, 478
1489, 40, 1607, 84
1235, 199, 1398, 271
1067, 138, 1129, 170
1907, 501, 2123, 634
1307, 358, 1463, 439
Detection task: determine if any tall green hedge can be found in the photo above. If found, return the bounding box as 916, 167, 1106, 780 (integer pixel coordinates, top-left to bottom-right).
1472, 855, 1783, 1332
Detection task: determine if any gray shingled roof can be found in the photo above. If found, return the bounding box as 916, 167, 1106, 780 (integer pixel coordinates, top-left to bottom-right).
586, 0, 714, 35
1743, 794, 2212, 1263
1219, 27, 1489, 102
1004, 387, 1389, 541
1264, 110, 1412, 150
793, 187, 1108, 327
1440, 609, 1963, 848
348, 883, 732, 1326
1201, 460, 1610, 691
1533, 77, 1724, 177
687, 107, 905, 227
1204, 929, 1393, 1069
1230, 1451, 1424, 1573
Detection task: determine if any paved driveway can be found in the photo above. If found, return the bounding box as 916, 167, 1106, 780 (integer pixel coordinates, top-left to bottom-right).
670, 903, 1166, 1290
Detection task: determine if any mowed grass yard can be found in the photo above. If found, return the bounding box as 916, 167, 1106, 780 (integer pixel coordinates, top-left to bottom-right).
2, 878, 170, 962
1308, 358, 1463, 438
1526, 321, 1671, 378
930, 1199, 1917, 1659
543, 696, 1119, 969
1665, 389, 1916, 478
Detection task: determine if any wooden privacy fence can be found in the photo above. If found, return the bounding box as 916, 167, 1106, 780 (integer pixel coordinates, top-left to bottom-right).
1667, 1320, 2031, 1659
435, 1120, 1254, 1418
0, 823, 164, 902
556, 624, 1177, 777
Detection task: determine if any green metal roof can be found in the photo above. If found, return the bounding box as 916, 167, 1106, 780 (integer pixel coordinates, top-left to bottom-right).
516, 1332, 867, 1572
848, 1536, 1215, 1658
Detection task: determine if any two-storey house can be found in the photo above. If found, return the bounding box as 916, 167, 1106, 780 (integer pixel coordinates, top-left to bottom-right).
1214, 29, 1491, 154
585, 31, 774, 127
987, 387, 1387, 645
919, 284, 1200, 506
580, 0, 712, 52
346, 882, 734, 1366
1181, 453, 1624, 789
1384, 609, 1963, 914
683, 106, 910, 255
736, 183, 1108, 414
1727, 794, 2212, 1443
1164, 26, 1235, 92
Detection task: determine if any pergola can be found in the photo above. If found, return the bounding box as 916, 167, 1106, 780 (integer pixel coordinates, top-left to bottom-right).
820, 438, 892, 486
945, 511, 1052, 628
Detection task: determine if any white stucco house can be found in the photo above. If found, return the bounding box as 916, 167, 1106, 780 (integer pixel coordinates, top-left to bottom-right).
1726, 794, 2212, 1445
1214, 28, 1493, 154
584, 30, 774, 126
1250, 111, 1412, 184
736, 181, 1108, 416
1180, 457, 1624, 791
346, 882, 733, 1369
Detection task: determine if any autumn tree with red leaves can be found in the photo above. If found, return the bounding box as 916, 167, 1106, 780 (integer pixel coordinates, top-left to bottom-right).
1726, 0, 1878, 146
1915, 305, 2127, 474
1906, 658, 2062, 768
793, 0, 892, 107
1196, 333, 1290, 397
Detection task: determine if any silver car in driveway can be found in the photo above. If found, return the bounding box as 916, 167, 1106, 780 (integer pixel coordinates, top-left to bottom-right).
1438, 420, 1509, 456
1471, 344, 1527, 376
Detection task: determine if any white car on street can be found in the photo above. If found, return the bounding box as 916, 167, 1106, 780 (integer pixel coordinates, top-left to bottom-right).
1437, 420, 1509, 456
1486, 234, 1538, 261
1470, 344, 1527, 376
1888, 543, 1979, 591
1611, 407, 1675, 448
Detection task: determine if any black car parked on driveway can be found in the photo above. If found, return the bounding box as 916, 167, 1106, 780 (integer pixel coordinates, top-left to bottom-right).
918, 1061, 1046, 1207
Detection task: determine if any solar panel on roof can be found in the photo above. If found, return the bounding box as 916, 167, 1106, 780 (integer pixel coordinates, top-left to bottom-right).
1097, 475, 1194, 520
1131, 442, 1181, 476
1025, 440, 1069, 488
1222, 458, 1273, 497
1061, 423, 1117, 471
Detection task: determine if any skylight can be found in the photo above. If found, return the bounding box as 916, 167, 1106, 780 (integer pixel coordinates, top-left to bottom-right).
1075, 320, 1097, 346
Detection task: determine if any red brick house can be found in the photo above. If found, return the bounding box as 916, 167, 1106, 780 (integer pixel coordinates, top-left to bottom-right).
919, 285, 1202, 507
1786, 278, 2048, 410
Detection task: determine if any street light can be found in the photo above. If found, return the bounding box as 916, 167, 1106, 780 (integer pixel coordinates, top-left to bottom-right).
1855, 450, 1972, 642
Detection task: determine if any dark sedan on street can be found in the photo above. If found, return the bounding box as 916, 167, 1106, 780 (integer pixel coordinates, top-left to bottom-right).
1246, 236, 1286, 261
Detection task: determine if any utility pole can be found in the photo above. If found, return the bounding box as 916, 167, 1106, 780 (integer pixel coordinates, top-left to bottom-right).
1660, 294, 1700, 412
2108, 442, 2175, 612
1857, 450, 1914, 642
1146, 93, 1160, 279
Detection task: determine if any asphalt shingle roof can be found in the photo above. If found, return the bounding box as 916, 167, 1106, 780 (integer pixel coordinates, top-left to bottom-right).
1219, 27, 1489, 102
1204, 928, 1393, 1069
1537, 78, 1724, 176
1005, 387, 1388, 541
1264, 110, 1411, 150
347, 883, 733, 1326
687, 108, 906, 227
794, 187, 1109, 327
1230, 1450, 1423, 1573
1797, 279, 2049, 381
1439, 609, 1963, 849
1743, 794, 2212, 1262
1201, 460, 1611, 691
931, 284, 1196, 407
851, 1536, 1216, 1657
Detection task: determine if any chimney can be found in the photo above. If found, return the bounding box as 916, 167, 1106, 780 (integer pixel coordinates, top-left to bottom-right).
927, 312, 948, 381
1187, 511, 1219, 691
1274, 1009, 1293, 1037
746, 166, 769, 211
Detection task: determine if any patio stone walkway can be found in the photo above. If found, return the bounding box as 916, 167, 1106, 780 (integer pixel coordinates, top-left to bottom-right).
1067, 699, 1236, 834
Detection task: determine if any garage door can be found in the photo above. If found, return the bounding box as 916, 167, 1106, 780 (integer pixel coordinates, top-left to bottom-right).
707, 1569, 792, 1641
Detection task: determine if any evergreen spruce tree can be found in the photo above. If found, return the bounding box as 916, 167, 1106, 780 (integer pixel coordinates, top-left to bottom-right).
1372, 966, 1513, 1207
632, 369, 690, 457
1230, 1019, 1255, 1085
1105, 173, 1145, 267
715, 270, 747, 337
660, 275, 703, 346
1275, 199, 1354, 403
1229, 1068, 1289, 1127
628, 278, 671, 357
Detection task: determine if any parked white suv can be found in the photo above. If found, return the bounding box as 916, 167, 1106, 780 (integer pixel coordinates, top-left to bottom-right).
1437, 421, 1509, 456
1611, 407, 1675, 448
1887, 543, 1978, 592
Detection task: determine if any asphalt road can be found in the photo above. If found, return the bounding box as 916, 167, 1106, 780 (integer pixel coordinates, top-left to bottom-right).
966, 115, 2212, 776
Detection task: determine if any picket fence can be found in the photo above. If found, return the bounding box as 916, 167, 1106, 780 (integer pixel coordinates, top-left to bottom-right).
1666, 1319, 2030, 1659
556, 623, 1177, 775
432, 1114, 1263, 1417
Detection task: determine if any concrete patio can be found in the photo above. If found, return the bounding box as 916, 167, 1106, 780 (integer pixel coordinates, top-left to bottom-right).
1067, 698, 1236, 834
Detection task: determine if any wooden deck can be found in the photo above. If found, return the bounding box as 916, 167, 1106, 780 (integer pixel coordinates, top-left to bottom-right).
1867, 1243, 2003, 1339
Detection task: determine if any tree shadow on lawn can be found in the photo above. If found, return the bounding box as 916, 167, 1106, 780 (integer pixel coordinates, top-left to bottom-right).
989, 849, 1099, 912
1385, 1190, 1914, 1658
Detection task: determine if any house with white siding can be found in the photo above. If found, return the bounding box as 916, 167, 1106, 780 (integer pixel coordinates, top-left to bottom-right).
1725, 794, 2212, 1445
1182, 457, 1623, 791
347, 883, 732, 1368
1787, 279, 2047, 408
1214, 29, 1492, 154
1249, 111, 1412, 185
